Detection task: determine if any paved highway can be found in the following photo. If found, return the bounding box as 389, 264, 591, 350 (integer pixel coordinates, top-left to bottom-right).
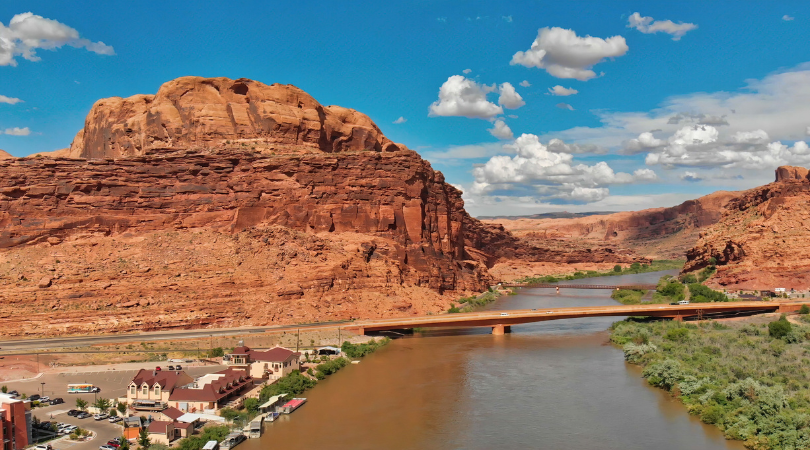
0, 321, 351, 353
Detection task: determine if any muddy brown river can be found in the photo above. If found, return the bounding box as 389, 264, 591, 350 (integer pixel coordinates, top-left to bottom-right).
244, 270, 745, 449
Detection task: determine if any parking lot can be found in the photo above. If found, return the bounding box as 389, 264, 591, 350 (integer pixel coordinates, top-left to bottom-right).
2, 361, 225, 450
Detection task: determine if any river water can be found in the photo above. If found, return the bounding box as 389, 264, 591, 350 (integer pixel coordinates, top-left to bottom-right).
247, 270, 745, 450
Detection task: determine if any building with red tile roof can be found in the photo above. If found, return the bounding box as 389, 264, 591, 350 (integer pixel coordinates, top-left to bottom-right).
168, 368, 252, 414
126, 369, 194, 411
225, 346, 300, 380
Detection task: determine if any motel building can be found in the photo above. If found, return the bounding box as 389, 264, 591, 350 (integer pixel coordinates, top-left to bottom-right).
0, 393, 31, 450
224, 346, 301, 380
126, 370, 195, 411
168, 368, 253, 414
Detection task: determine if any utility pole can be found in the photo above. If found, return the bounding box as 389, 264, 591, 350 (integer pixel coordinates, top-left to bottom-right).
40, 382, 45, 397
209, 335, 213, 355
296, 329, 300, 353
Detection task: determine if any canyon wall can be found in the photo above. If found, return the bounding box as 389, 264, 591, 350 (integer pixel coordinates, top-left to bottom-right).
0, 76, 642, 337
485, 190, 739, 260
684, 166, 810, 290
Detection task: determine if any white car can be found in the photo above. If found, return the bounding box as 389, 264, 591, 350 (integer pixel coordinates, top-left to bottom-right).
108, 416, 123, 423
94, 413, 109, 420
499, 312, 508, 316
100, 446, 117, 450
39, 396, 50, 402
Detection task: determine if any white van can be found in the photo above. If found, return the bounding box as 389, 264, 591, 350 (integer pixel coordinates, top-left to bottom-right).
678, 300, 690, 305
202, 441, 219, 450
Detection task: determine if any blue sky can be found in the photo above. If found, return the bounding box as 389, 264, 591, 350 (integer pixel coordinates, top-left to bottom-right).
2, 1, 810, 216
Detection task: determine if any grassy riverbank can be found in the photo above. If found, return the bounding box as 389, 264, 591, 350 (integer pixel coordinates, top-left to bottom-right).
517, 259, 684, 284
611, 314, 810, 449
612, 274, 730, 305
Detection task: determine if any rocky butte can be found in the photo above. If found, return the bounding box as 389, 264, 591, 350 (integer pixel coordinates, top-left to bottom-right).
684, 165, 810, 290
0, 76, 640, 337
482, 190, 739, 261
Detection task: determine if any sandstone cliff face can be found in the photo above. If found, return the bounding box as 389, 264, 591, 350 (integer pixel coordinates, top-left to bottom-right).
68, 77, 404, 159
485, 190, 738, 260
0, 150, 13, 159
684, 166, 810, 290
0, 76, 643, 337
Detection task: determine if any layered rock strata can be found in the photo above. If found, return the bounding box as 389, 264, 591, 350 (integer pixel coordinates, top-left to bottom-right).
684, 166, 810, 289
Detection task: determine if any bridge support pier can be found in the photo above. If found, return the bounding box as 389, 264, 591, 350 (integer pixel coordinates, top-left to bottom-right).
491, 324, 512, 335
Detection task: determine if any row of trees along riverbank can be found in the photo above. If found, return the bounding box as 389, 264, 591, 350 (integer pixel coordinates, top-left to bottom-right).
612, 269, 729, 306
516, 259, 685, 285
611, 309, 810, 450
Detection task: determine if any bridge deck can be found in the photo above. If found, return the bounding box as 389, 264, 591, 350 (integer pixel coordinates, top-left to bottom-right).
349, 301, 789, 334
502, 283, 658, 290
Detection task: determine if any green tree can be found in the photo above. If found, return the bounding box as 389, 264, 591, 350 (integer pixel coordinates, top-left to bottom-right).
138, 427, 151, 449
630, 262, 641, 271
799, 304, 810, 315
120, 437, 130, 450
94, 398, 111, 413
613, 264, 622, 273
118, 402, 128, 415
244, 398, 260, 414
208, 347, 225, 358
76, 398, 88, 411
0, 386, 6, 393
768, 315, 792, 339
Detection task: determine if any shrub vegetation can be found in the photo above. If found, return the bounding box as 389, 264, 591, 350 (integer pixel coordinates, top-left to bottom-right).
611, 316, 810, 449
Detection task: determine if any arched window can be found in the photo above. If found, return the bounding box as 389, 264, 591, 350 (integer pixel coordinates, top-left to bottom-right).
154, 385, 161, 396
142, 384, 148, 396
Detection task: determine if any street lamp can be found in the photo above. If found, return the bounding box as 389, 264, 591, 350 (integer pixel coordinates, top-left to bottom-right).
40, 382, 45, 397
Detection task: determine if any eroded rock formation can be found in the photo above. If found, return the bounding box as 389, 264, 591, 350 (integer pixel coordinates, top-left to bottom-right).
0, 76, 642, 337
684, 166, 810, 290
484, 190, 738, 260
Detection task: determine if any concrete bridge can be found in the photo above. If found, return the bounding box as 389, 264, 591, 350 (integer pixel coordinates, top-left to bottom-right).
501, 283, 658, 290
348, 301, 801, 335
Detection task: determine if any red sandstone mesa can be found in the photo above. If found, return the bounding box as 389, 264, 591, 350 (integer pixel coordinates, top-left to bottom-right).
0, 76, 640, 337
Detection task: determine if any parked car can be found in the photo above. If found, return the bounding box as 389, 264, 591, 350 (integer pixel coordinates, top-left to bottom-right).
28, 394, 40, 401
93, 413, 109, 420
49, 398, 64, 405
109, 437, 123, 444
76, 412, 91, 419
168, 365, 175, 370
100, 445, 117, 450
109, 415, 123, 423
33, 444, 52, 450
106, 440, 121, 448
7, 390, 18, 396
39, 396, 50, 402
66, 409, 79, 416
175, 365, 182, 370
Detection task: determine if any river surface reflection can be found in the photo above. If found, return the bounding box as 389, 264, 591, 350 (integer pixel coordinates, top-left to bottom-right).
247, 270, 745, 450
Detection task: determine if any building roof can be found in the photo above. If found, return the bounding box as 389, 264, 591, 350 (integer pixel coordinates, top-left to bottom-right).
231, 346, 300, 363
259, 394, 287, 409
176, 413, 226, 423
162, 407, 184, 420
130, 369, 189, 391
147, 421, 173, 434
174, 421, 194, 430
123, 417, 143, 428
169, 368, 251, 403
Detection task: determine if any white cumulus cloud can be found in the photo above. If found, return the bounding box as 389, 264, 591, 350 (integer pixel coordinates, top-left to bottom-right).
462, 68, 472, 74
519, 80, 531, 87
547, 85, 578, 96
488, 119, 513, 140
627, 12, 697, 41
783, 15, 795, 21
428, 75, 503, 119
0, 12, 115, 66
0, 95, 22, 104
471, 133, 656, 203
681, 171, 703, 182
497, 82, 525, 109
510, 27, 628, 81
556, 102, 574, 111
393, 116, 407, 124
4, 126, 30, 136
